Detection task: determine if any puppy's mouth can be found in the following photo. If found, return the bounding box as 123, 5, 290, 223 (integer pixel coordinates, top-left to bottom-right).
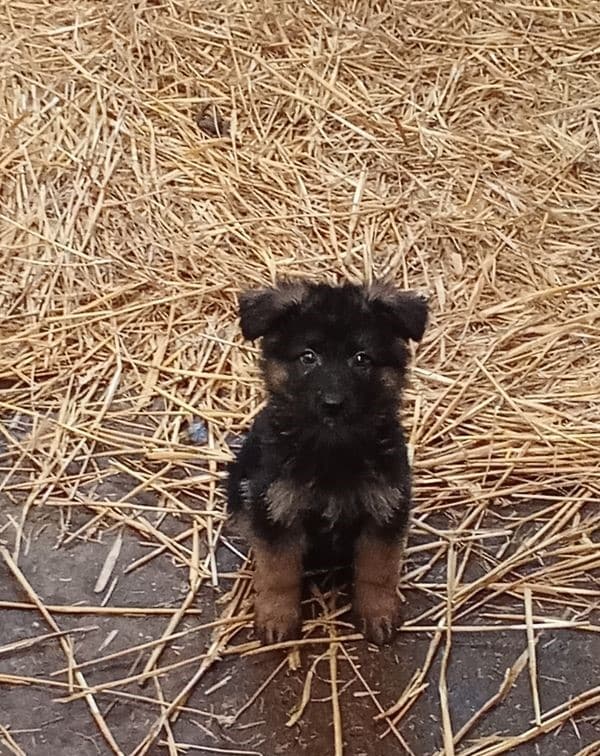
320, 412, 352, 430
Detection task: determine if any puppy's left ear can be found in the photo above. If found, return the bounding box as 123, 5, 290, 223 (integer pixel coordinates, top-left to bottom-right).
238, 281, 308, 341
368, 284, 429, 342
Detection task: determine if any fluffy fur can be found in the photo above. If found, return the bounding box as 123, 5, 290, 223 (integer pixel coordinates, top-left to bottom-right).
227, 280, 428, 644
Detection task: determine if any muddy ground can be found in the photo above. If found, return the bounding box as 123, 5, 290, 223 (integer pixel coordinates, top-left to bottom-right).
1, 501, 598, 756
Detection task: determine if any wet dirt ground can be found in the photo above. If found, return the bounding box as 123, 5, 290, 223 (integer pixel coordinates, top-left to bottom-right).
1, 504, 598, 756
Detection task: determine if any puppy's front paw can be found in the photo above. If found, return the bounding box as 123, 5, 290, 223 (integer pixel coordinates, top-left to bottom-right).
254, 590, 301, 645
354, 584, 400, 645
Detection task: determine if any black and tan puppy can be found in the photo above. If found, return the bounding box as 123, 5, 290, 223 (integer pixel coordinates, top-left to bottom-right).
227, 280, 428, 645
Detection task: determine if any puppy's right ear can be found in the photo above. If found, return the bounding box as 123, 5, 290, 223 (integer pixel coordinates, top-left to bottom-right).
367, 283, 429, 343
238, 281, 308, 340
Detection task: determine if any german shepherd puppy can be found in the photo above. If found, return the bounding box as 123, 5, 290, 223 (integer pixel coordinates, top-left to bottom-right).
227, 280, 428, 644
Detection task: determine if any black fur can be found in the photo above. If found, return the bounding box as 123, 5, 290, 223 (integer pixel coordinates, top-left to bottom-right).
227, 280, 428, 643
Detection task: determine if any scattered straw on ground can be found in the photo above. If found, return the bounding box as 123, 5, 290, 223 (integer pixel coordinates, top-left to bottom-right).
1, 1, 599, 755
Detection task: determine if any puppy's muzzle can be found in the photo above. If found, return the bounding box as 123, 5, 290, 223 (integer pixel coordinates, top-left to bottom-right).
321, 393, 345, 417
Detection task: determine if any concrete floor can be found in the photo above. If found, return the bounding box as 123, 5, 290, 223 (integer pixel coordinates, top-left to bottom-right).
1, 509, 598, 756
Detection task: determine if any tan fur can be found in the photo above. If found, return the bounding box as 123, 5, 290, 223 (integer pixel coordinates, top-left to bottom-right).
353, 530, 404, 644
263, 358, 289, 394
380, 367, 404, 392
253, 538, 303, 643
265, 479, 306, 526
361, 481, 408, 525
266, 479, 403, 529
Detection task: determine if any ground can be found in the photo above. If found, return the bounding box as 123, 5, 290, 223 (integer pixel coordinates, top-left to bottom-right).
1, 1, 600, 755
1, 491, 598, 755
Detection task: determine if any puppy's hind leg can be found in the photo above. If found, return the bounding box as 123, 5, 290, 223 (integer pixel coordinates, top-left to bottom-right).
252, 537, 303, 644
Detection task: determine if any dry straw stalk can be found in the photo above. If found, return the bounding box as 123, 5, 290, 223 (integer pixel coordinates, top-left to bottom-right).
1, 1, 599, 754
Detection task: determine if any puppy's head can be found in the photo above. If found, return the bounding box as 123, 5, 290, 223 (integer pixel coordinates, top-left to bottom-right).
238, 279, 428, 432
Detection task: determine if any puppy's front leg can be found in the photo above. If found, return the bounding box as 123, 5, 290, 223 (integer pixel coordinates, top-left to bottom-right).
353, 529, 405, 645
252, 537, 303, 644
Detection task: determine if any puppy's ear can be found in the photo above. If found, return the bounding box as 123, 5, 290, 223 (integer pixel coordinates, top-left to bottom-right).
238, 281, 308, 340
367, 283, 429, 342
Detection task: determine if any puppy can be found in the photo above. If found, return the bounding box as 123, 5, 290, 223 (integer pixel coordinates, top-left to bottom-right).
227, 280, 428, 645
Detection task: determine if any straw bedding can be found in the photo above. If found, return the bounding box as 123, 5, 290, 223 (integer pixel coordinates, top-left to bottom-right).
1, 1, 599, 754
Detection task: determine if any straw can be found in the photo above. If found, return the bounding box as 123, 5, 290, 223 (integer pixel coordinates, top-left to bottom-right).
1, 1, 599, 753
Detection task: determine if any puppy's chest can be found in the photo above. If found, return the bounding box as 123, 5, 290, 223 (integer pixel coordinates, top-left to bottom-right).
309, 490, 361, 531
265, 478, 403, 529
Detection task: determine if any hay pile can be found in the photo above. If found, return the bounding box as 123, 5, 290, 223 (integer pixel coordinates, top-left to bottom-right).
1, 1, 599, 754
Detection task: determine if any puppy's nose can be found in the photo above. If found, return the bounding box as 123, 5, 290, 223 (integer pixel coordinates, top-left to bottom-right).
322, 394, 344, 415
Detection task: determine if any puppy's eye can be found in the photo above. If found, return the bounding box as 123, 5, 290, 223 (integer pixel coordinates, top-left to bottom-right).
299, 349, 318, 366
352, 351, 372, 368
